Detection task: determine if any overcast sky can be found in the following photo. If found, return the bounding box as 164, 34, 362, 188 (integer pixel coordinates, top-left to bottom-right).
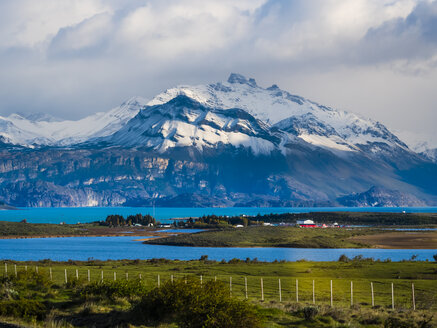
0, 0, 436, 145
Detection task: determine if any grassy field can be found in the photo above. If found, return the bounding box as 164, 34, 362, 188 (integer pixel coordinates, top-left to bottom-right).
144, 226, 437, 248
1, 259, 437, 327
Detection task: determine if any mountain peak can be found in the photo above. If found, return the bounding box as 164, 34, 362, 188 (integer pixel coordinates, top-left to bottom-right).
227, 73, 257, 87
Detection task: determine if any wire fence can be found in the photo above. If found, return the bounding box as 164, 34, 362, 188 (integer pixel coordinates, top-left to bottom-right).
3, 263, 437, 311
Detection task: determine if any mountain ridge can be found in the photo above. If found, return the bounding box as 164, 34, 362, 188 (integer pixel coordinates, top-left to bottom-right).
0, 74, 436, 207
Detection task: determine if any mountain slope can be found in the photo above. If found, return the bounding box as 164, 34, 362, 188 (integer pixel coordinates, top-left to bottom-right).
92, 95, 282, 155
0, 97, 147, 146
149, 73, 409, 155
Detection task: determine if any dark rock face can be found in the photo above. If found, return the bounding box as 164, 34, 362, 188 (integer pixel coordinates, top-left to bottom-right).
337, 186, 427, 207
0, 142, 435, 207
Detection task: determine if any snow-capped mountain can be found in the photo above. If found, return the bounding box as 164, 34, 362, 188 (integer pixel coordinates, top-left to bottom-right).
95, 95, 281, 155
0, 96, 147, 146
149, 73, 409, 154
0, 74, 436, 207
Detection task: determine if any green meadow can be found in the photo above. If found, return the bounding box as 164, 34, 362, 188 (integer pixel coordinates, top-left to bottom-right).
1, 259, 437, 327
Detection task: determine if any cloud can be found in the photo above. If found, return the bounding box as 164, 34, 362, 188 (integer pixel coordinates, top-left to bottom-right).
0, 0, 436, 142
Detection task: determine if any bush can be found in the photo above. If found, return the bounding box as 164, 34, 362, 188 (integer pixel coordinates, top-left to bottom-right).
79, 280, 148, 301
433, 254, 437, 262
302, 306, 319, 321
0, 299, 46, 320
338, 254, 350, 262
132, 278, 262, 328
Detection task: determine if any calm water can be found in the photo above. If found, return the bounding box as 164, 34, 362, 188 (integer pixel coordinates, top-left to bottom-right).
0, 236, 435, 262
1, 207, 436, 224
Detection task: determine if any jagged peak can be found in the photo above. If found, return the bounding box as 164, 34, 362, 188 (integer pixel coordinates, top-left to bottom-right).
227, 73, 257, 87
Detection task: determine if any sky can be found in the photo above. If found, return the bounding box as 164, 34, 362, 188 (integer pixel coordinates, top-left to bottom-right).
0, 0, 436, 147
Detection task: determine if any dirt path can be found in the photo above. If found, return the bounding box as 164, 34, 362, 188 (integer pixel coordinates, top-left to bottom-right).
349, 231, 437, 249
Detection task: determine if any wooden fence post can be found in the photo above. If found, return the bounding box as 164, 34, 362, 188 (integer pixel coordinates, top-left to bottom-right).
25, 265, 27, 272
229, 276, 232, 296
64, 269, 67, 284
351, 281, 353, 306
261, 278, 264, 301
371, 282, 374, 307
35, 266, 38, 274
279, 278, 282, 302
214, 276, 217, 282
200, 275, 202, 285
312, 280, 315, 304
114, 272, 116, 281
245, 277, 248, 299
296, 279, 299, 303
330, 280, 333, 307
126, 272, 128, 281
49, 267, 52, 281
158, 274, 160, 287
101, 270, 103, 282
14, 264, 17, 278
391, 283, 394, 310
75, 269, 78, 280
4, 262, 7, 276
139, 273, 142, 281
88, 269, 90, 282
171, 274, 173, 283
412, 283, 416, 310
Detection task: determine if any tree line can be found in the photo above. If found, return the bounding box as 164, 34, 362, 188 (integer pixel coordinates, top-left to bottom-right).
102, 214, 157, 227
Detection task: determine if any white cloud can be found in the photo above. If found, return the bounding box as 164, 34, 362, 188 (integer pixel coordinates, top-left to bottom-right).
0, 0, 436, 142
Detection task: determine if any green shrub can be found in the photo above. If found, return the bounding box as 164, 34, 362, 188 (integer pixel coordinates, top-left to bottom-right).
338, 254, 350, 262
79, 279, 148, 300
0, 299, 46, 320
132, 278, 262, 328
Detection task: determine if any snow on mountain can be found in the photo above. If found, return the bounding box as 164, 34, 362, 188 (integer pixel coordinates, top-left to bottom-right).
96, 95, 280, 155
0, 96, 147, 146
149, 73, 409, 153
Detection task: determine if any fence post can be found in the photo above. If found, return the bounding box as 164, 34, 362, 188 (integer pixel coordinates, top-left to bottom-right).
229, 276, 232, 296
114, 272, 116, 281
35, 266, 38, 274
391, 283, 394, 310
200, 275, 202, 285
371, 282, 374, 307
126, 272, 128, 281
412, 283, 416, 310
261, 278, 264, 301
64, 269, 67, 284
101, 270, 103, 282
139, 273, 142, 281
171, 274, 173, 283
158, 274, 160, 287
245, 277, 248, 299
88, 269, 90, 282
279, 278, 282, 302
312, 280, 315, 304
330, 280, 333, 307
4, 262, 7, 276
351, 281, 353, 306
14, 264, 17, 278
49, 267, 52, 281
296, 279, 299, 303
25, 265, 27, 272
214, 276, 217, 282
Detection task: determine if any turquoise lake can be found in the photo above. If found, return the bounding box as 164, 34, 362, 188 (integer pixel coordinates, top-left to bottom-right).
0, 236, 435, 262
1, 206, 436, 224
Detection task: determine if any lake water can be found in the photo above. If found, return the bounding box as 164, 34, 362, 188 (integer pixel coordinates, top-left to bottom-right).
0, 236, 435, 262
1, 206, 436, 224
